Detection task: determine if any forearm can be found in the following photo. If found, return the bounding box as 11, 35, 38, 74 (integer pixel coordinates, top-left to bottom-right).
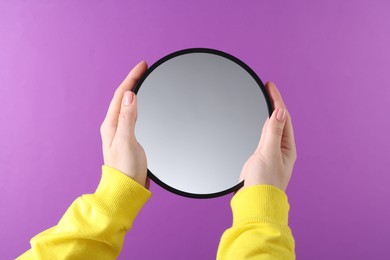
17, 165, 151, 260
217, 185, 295, 260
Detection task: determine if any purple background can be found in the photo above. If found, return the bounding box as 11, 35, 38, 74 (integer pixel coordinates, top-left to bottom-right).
1, 1, 389, 259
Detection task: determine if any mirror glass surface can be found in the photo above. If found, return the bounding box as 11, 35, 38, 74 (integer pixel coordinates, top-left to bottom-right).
134, 48, 271, 198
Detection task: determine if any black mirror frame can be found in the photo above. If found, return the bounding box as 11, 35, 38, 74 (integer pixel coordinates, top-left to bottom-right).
133, 48, 272, 199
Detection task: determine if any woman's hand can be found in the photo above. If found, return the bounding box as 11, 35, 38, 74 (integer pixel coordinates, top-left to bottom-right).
239, 81, 297, 191
100, 61, 149, 188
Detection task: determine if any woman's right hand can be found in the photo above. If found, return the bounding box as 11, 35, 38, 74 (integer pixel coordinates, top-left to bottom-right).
238, 81, 297, 192
100, 61, 149, 188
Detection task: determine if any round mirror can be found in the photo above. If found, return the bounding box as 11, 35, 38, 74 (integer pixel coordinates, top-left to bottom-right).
133, 48, 272, 198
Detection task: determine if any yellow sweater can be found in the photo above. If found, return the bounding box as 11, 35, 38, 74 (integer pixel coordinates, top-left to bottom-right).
17, 165, 295, 259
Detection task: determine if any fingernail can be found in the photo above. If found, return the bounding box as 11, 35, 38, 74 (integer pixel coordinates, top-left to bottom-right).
276, 108, 286, 122
124, 91, 133, 106
137, 60, 147, 67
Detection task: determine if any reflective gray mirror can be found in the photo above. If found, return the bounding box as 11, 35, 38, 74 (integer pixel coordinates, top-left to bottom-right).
134, 48, 271, 198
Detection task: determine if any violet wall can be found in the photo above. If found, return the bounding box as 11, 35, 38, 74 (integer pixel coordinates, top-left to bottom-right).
1, 1, 389, 259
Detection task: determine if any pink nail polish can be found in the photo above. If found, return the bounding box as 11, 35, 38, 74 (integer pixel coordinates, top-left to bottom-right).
276, 108, 285, 121
124, 92, 132, 106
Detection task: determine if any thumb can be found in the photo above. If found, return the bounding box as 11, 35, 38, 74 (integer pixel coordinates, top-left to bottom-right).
115, 90, 137, 141
262, 107, 287, 155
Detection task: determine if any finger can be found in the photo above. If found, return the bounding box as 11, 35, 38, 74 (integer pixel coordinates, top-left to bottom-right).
265, 81, 286, 110
265, 82, 296, 162
104, 61, 147, 128
101, 61, 147, 147
255, 117, 269, 153
262, 107, 287, 155
253, 81, 282, 154
281, 110, 297, 161
115, 90, 137, 142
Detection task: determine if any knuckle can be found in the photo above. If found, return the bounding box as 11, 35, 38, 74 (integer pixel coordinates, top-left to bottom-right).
271, 126, 284, 137
114, 88, 122, 97
118, 112, 130, 122
293, 152, 298, 162
129, 76, 138, 83
288, 150, 297, 163
100, 122, 106, 134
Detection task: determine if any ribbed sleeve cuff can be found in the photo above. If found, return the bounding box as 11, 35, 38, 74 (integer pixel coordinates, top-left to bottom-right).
231, 185, 290, 227
82, 165, 152, 230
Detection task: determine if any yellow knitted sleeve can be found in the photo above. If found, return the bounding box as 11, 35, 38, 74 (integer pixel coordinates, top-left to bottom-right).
16, 165, 152, 260
216, 185, 295, 260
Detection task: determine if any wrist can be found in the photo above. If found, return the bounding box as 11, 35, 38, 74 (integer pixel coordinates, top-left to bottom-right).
243, 175, 288, 191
